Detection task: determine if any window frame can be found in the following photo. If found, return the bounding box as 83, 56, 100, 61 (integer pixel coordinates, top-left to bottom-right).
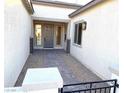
73, 20, 84, 47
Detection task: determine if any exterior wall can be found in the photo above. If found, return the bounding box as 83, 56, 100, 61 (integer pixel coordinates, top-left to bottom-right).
70, 0, 118, 79
32, 4, 76, 20
4, 0, 31, 87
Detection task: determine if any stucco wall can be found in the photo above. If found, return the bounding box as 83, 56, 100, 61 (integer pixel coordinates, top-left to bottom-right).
4, 0, 31, 87
70, 0, 118, 79
32, 4, 76, 20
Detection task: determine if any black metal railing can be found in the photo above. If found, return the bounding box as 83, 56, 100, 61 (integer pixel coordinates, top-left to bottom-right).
61, 79, 119, 93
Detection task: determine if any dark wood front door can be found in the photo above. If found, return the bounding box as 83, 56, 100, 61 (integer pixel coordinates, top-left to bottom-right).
43, 24, 54, 48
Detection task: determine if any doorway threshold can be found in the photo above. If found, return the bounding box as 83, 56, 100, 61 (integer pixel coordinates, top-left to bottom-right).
34, 47, 64, 50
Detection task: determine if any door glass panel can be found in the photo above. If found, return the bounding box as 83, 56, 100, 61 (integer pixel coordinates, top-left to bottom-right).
35, 24, 42, 46
56, 26, 61, 46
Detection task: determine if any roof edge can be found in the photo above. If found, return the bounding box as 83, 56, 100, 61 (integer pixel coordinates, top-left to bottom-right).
22, 0, 34, 14
32, 0, 82, 9
69, 0, 105, 18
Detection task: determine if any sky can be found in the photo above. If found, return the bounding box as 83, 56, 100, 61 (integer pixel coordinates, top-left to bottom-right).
51, 0, 92, 5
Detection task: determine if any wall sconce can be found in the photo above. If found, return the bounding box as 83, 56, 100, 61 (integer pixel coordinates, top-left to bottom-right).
82, 21, 87, 30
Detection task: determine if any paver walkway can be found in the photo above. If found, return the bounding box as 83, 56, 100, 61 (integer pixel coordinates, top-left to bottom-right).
15, 49, 102, 87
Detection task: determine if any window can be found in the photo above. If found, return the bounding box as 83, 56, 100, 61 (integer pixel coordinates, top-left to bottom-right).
35, 24, 42, 46
74, 23, 82, 45
56, 26, 62, 46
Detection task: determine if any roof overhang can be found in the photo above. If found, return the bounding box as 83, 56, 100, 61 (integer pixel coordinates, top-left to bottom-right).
69, 0, 105, 18
21, 0, 34, 14
32, 16, 70, 23
32, 0, 82, 9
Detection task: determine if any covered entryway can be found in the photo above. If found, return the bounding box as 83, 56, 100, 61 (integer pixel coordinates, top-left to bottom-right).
33, 20, 67, 49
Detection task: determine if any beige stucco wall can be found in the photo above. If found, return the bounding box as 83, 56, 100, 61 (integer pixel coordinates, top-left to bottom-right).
4, 0, 31, 87
70, 0, 118, 79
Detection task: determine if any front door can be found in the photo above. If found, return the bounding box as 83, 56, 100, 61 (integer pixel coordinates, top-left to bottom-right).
43, 24, 54, 48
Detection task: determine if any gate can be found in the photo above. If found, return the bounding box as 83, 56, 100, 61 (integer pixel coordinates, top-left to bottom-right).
61, 79, 119, 93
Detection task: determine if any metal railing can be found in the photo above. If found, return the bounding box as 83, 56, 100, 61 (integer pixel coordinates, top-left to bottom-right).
61, 79, 119, 93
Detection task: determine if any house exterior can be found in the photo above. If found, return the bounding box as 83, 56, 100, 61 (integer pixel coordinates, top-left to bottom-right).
5, 0, 119, 88
5, 0, 33, 87
69, 0, 118, 80
31, 0, 80, 49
